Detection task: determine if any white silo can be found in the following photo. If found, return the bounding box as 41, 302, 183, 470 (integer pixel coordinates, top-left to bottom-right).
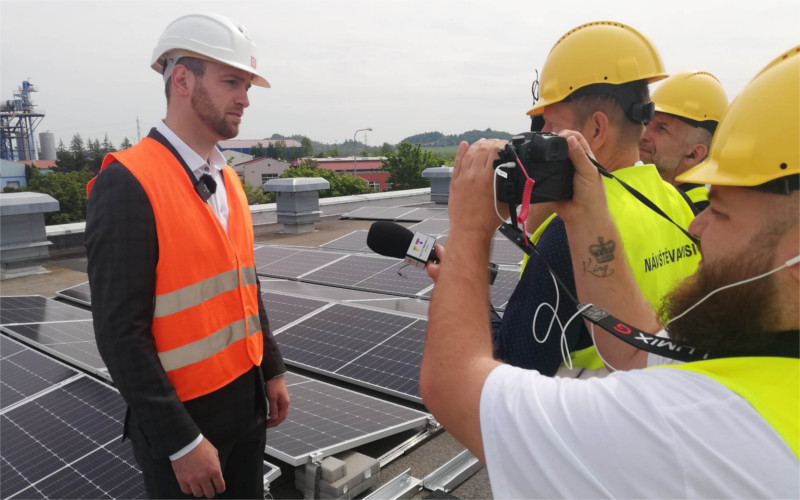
39, 132, 57, 160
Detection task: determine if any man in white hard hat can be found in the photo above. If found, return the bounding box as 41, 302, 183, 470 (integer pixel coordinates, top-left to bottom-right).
86, 13, 289, 499
421, 45, 798, 498
640, 71, 729, 211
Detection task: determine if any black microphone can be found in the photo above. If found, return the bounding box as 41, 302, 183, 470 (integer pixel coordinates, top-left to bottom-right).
367, 221, 439, 263
366, 221, 498, 284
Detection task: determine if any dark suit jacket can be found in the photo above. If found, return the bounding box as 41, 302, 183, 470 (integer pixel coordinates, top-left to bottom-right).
85, 129, 286, 458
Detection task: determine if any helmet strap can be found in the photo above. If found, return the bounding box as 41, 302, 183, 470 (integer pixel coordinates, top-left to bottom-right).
747, 174, 800, 194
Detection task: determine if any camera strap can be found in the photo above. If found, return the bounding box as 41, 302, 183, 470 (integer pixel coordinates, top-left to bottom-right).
591, 160, 700, 245
580, 304, 800, 361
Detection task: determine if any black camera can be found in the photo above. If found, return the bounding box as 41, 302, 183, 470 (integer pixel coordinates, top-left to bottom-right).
493, 131, 574, 204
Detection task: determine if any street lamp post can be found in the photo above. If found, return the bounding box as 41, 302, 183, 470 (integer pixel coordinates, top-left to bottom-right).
353, 127, 372, 176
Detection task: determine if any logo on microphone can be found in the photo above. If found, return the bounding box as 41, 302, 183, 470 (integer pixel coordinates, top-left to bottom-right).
406, 233, 435, 269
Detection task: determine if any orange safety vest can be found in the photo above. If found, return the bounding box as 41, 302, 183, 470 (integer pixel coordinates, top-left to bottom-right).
87, 138, 263, 401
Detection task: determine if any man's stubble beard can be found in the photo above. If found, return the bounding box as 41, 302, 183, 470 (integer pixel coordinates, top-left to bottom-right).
191, 80, 240, 140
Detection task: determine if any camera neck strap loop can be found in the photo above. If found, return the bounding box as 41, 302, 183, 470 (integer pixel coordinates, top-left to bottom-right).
590, 159, 700, 245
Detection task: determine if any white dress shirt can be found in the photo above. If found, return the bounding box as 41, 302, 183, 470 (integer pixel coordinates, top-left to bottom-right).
155, 121, 230, 232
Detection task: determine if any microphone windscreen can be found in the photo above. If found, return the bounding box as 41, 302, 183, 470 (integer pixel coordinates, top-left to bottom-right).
366, 221, 414, 259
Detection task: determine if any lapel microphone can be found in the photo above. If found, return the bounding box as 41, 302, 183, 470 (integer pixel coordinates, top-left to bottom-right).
195, 174, 217, 202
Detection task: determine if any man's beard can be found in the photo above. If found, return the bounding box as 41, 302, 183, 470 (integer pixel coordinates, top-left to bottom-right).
659, 243, 782, 357
191, 81, 239, 140
653, 154, 681, 184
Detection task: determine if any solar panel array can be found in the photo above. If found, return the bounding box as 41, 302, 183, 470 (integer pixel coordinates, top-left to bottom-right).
274, 304, 427, 402
0, 296, 108, 380
269, 372, 429, 466
3, 295, 431, 475
1, 338, 146, 500
1, 336, 78, 409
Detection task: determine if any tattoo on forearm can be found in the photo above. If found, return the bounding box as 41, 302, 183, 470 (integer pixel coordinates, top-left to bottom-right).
583, 236, 616, 278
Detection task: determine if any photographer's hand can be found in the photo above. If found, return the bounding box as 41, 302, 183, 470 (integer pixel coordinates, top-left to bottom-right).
449, 140, 507, 236
552, 130, 607, 223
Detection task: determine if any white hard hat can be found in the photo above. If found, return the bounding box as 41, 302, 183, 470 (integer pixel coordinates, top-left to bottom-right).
151, 12, 270, 87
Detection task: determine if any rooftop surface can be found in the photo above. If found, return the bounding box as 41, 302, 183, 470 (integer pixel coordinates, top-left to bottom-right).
0, 208, 495, 499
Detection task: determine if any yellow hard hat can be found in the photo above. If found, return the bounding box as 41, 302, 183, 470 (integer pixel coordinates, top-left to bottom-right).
652, 71, 728, 124
676, 46, 799, 188
528, 21, 667, 116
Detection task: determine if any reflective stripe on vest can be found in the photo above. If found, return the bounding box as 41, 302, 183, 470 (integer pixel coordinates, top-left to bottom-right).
665, 357, 799, 458
154, 267, 259, 318
521, 164, 699, 369
90, 138, 263, 401
158, 314, 261, 371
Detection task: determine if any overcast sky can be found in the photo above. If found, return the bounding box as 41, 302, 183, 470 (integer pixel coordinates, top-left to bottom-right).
1, 0, 797, 151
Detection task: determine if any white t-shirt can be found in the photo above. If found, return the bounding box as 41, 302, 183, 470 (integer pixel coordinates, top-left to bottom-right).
480, 364, 798, 499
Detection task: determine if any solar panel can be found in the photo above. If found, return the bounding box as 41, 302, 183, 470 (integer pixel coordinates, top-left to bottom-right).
489, 237, 524, 265
355, 261, 434, 297
275, 304, 426, 401
399, 208, 447, 221
260, 291, 330, 331
300, 254, 395, 288
1, 336, 79, 410
335, 320, 426, 399
256, 249, 345, 279
319, 230, 371, 252
296, 255, 433, 297
407, 218, 450, 237
261, 278, 403, 302
1, 321, 108, 380
488, 269, 520, 310
266, 371, 429, 466
0, 296, 92, 325
419, 268, 518, 311
338, 206, 383, 220
432, 234, 523, 265
54, 282, 92, 307
0, 376, 146, 499
340, 206, 437, 222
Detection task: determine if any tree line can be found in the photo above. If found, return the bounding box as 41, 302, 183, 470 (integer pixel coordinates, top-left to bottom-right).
401, 128, 513, 147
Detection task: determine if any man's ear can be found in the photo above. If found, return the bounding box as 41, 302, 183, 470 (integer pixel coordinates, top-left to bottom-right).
170, 65, 193, 99
685, 144, 708, 167
587, 111, 610, 149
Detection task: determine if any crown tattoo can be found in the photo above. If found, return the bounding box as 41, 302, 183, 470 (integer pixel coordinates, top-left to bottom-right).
589, 237, 615, 263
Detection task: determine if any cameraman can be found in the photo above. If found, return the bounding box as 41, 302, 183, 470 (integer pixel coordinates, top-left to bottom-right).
641, 70, 729, 211
493, 22, 700, 374
420, 45, 799, 498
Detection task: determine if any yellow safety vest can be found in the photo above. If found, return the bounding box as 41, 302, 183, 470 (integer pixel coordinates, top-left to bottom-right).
684, 185, 709, 206
522, 164, 699, 369
665, 357, 799, 458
